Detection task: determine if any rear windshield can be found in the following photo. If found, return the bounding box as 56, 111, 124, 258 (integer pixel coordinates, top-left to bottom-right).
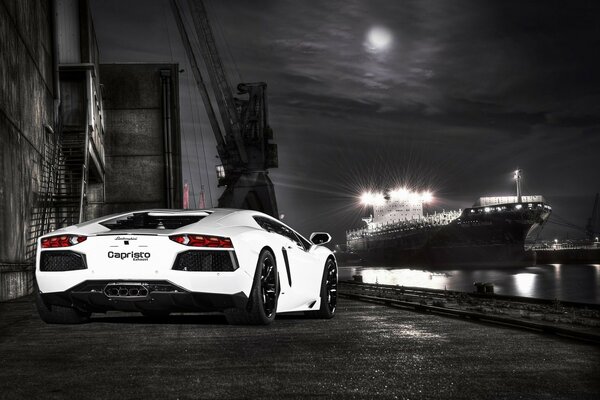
100, 213, 205, 230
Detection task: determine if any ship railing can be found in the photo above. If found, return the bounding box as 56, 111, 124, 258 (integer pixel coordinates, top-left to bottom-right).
346, 210, 462, 240
530, 243, 600, 251
467, 202, 550, 214
475, 195, 545, 207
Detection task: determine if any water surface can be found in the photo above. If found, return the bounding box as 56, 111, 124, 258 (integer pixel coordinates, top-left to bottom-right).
339, 264, 600, 304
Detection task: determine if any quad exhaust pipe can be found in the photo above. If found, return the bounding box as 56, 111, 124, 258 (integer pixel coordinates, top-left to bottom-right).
104, 284, 149, 299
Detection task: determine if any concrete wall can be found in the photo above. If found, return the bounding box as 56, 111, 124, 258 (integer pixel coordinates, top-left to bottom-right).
0, 0, 55, 299
88, 63, 182, 216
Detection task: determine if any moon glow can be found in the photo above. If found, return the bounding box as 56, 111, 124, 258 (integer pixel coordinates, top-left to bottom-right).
366, 26, 392, 51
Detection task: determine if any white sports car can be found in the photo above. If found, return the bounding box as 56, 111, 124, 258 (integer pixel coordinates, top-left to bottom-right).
35, 208, 337, 325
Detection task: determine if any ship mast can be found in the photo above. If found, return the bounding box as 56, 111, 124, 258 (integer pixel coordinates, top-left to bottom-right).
514, 169, 522, 202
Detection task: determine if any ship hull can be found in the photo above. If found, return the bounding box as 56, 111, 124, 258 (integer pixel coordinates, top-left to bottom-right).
427, 244, 535, 267
347, 204, 550, 267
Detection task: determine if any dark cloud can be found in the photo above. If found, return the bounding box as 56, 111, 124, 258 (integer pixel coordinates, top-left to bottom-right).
90, 0, 600, 242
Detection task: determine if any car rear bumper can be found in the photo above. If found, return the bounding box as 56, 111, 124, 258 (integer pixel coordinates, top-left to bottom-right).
36, 243, 255, 297
38, 280, 249, 313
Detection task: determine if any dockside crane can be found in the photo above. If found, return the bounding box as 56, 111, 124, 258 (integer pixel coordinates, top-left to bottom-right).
170, 0, 279, 217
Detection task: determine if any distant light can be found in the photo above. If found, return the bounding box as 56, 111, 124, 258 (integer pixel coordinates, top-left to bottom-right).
515, 204, 522, 210
360, 191, 385, 206
360, 192, 373, 205
362, 188, 432, 206
372, 192, 386, 206
366, 27, 392, 51
421, 191, 433, 203
390, 187, 409, 201
513, 169, 521, 180
216, 165, 226, 180
407, 192, 421, 205
484, 207, 491, 213
554, 239, 558, 243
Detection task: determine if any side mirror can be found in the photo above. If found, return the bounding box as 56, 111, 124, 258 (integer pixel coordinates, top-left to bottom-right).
310, 232, 331, 245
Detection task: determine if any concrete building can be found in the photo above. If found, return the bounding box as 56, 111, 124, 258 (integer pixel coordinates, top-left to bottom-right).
87, 64, 182, 217
0, 1, 182, 301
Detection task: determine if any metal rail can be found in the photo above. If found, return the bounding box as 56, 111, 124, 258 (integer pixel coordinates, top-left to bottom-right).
339, 281, 600, 345
341, 280, 600, 310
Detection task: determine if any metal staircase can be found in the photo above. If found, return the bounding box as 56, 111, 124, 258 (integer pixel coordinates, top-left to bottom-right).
26, 123, 62, 262
26, 119, 88, 262
55, 131, 87, 227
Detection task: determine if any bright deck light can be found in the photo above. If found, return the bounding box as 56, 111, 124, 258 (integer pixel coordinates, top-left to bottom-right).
390, 187, 409, 201
360, 192, 373, 205
360, 191, 385, 206
407, 192, 421, 205
421, 191, 433, 203
372, 192, 385, 206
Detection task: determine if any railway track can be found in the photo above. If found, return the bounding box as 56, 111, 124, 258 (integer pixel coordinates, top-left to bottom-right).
338, 281, 600, 344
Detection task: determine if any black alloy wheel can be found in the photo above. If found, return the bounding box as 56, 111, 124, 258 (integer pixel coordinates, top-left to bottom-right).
325, 260, 338, 313
224, 249, 279, 325
261, 254, 277, 318
306, 258, 338, 319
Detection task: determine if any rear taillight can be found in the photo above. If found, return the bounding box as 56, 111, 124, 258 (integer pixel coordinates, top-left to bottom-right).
169, 234, 233, 248
41, 235, 87, 248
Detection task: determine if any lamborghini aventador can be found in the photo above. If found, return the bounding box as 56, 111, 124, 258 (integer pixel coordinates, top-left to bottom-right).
35, 209, 337, 325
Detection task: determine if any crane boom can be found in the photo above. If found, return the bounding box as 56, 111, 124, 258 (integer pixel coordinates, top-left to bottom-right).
170, 0, 227, 159
186, 0, 247, 164
170, 0, 279, 217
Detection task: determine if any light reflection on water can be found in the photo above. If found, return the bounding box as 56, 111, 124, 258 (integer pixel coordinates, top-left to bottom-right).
339, 264, 600, 304
513, 273, 536, 297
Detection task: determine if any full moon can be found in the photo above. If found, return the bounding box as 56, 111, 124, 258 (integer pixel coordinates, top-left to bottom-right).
366, 26, 392, 51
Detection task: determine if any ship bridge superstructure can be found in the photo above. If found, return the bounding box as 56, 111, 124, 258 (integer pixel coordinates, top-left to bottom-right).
360, 188, 434, 228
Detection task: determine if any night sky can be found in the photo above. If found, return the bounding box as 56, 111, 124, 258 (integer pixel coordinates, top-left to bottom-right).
90, 0, 600, 243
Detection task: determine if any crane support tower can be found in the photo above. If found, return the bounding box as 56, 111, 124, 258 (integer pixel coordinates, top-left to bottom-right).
586, 193, 600, 241
171, 0, 279, 217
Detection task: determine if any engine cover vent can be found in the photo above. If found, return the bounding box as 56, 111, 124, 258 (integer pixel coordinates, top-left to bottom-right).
40, 251, 87, 272
172, 250, 238, 272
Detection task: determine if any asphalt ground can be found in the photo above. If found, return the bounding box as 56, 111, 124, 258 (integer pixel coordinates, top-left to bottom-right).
0, 296, 598, 399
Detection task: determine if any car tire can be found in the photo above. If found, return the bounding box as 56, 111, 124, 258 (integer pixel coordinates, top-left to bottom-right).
35, 292, 91, 324
225, 249, 279, 325
306, 258, 337, 319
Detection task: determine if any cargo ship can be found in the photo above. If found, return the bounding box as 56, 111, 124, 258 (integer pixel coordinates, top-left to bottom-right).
346, 170, 552, 266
